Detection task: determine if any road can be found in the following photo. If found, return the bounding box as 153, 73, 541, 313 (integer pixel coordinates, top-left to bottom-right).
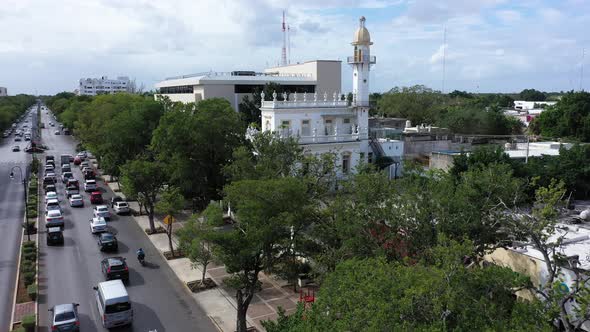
37, 108, 216, 332
0, 107, 34, 330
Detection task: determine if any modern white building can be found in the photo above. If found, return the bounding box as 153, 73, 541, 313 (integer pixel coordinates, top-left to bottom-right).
513, 100, 557, 110
77, 76, 131, 96
155, 60, 341, 112
258, 16, 375, 175
0, 87, 7, 96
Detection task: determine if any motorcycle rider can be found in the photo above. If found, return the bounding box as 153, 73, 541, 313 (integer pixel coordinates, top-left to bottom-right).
137, 248, 145, 262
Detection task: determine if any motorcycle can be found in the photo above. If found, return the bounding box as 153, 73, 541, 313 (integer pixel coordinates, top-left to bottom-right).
137, 253, 145, 266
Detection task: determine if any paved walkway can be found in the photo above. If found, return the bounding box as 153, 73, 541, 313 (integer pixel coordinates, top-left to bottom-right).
104, 181, 303, 331
13, 301, 35, 324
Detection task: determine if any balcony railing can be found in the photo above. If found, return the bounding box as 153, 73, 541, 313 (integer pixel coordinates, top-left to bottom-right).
261, 99, 348, 109
347, 55, 376, 64
275, 127, 369, 144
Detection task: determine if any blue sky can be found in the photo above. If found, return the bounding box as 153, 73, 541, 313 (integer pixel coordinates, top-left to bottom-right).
0, 0, 588, 95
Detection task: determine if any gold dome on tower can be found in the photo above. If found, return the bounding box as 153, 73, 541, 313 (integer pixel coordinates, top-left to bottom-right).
352, 16, 372, 45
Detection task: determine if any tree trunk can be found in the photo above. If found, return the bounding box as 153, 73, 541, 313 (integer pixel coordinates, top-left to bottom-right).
167, 222, 174, 256
236, 290, 248, 332
148, 205, 155, 232
201, 261, 208, 286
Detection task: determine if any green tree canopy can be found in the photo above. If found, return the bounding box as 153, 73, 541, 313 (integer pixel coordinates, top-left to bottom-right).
531, 91, 590, 141
519, 88, 547, 101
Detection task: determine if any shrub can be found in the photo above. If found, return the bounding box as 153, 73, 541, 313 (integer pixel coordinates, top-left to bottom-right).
22, 241, 36, 248
23, 271, 35, 286
22, 246, 35, 254
27, 284, 37, 301
27, 209, 37, 219
21, 314, 35, 331
20, 261, 35, 273
11, 327, 25, 332
22, 251, 36, 262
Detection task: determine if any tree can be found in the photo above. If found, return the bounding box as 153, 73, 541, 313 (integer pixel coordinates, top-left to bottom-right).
377, 85, 446, 124
177, 204, 221, 287
206, 177, 311, 332
532, 91, 590, 141
120, 158, 167, 233
155, 186, 184, 256
502, 180, 590, 331
150, 98, 244, 209
264, 240, 550, 331
238, 82, 286, 127
520, 88, 547, 101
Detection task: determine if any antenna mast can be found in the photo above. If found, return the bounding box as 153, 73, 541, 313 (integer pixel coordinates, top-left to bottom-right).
281, 11, 287, 66
288, 25, 291, 64
581, 48, 585, 91
442, 26, 447, 94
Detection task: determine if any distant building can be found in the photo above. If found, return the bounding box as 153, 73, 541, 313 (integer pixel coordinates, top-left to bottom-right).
154, 60, 341, 112
0, 87, 7, 96
78, 76, 131, 96
513, 100, 557, 110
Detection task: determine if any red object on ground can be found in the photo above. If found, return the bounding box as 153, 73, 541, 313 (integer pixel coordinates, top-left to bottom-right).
74, 156, 82, 165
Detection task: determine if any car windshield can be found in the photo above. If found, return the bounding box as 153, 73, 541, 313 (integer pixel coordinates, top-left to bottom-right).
118, 202, 128, 207
71, 195, 82, 199
101, 234, 114, 241
48, 211, 61, 217
55, 311, 75, 321
105, 302, 130, 314
98, 207, 108, 212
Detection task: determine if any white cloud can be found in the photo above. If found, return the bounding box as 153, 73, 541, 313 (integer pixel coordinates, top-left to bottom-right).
496, 10, 522, 23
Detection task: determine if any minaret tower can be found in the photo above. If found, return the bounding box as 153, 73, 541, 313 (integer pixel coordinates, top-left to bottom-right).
349, 16, 375, 107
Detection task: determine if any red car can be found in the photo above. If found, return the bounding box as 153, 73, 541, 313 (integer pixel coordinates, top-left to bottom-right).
66, 179, 79, 189
90, 191, 103, 204
73, 156, 82, 165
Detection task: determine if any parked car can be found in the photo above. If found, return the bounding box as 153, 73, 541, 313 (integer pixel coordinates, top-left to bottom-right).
84, 179, 97, 192
93, 205, 111, 220
46, 227, 64, 246
90, 217, 107, 233
45, 191, 59, 202
45, 184, 57, 193
45, 172, 57, 181
44, 164, 55, 172
54, 130, 60, 135
113, 201, 130, 215
80, 161, 90, 168
14, 136, 21, 142
61, 172, 74, 183
66, 186, 79, 198
61, 164, 72, 173
45, 155, 55, 163
46, 199, 61, 213
73, 156, 82, 165
90, 191, 103, 204
100, 257, 128, 282
12, 145, 20, 152
69, 194, 84, 207
66, 179, 79, 189
46, 210, 64, 228
49, 303, 80, 331
83, 171, 95, 180
97, 232, 118, 252
82, 166, 92, 174
110, 196, 123, 208
43, 176, 55, 188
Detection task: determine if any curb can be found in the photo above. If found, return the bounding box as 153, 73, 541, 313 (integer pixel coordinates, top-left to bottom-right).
8, 221, 25, 332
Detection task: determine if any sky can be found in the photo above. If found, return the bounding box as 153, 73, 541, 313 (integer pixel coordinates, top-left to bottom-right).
0, 0, 588, 95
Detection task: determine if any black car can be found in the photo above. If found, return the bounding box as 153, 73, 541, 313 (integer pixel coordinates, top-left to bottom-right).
45, 184, 57, 193
97, 232, 118, 251
46, 227, 64, 245
110, 196, 123, 208
83, 170, 95, 180
100, 257, 128, 282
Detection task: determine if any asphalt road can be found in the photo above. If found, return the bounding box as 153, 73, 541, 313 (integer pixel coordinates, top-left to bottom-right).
0, 108, 34, 330
37, 108, 216, 332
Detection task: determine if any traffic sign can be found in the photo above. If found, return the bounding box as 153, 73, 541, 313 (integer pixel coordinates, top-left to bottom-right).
163, 215, 175, 225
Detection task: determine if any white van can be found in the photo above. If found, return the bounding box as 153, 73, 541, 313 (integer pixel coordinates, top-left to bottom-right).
93, 280, 133, 328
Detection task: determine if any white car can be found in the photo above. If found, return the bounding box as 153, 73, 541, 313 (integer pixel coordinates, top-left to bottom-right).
46, 199, 61, 213
46, 210, 64, 228
76, 152, 86, 160
113, 201, 130, 215
45, 191, 59, 202
90, 217, 107, 233
69, 194, 84, 207
44, 164, 55, 172
46, 172, 57, 181
84, 179, 97, 192
93, 205, 111, 220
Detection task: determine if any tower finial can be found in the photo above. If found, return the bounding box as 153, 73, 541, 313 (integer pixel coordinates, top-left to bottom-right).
359, 16, 366, 27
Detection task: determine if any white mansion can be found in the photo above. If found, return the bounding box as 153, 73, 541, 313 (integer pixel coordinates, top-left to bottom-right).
259, 17, 376, 174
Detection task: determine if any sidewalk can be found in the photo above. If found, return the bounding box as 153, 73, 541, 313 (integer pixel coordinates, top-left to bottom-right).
104, 181, 302, 331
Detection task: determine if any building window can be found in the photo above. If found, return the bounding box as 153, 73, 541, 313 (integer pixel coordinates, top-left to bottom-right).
324, 119, 333, 135
159, 85, 194, 94
280, 120, 291, 137
301, 120, 310, 136
342, 154, 351, 174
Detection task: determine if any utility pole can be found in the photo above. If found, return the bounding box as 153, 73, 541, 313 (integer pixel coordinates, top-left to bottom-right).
281, 11, 287, 67
442, 26, 447, 94
525, 135, 530, 164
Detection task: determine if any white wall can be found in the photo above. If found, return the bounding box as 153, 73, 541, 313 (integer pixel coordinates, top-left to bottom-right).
0, 87, 7, 96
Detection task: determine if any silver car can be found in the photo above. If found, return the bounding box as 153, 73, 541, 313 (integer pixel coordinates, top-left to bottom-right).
49, 303, 80, 331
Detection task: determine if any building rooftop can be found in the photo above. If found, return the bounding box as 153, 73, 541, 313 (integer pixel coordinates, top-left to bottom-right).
156, 71, 315, 88
505, 142, 572, 159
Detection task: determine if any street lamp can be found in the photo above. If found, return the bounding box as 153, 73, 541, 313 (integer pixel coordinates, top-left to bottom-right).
10, 166, 30, 241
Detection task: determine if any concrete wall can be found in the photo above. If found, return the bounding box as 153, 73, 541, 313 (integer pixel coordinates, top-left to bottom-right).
266, 60, 341, 96
429, 152, 459, 171
202, 85, 236, 110
155, 93, 199, 104
0, 87, 7, 96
